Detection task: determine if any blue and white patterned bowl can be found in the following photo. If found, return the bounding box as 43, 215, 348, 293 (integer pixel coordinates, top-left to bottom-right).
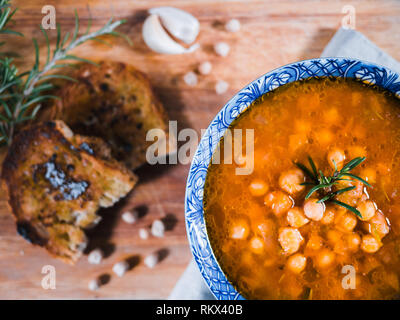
184, 58, 400, 300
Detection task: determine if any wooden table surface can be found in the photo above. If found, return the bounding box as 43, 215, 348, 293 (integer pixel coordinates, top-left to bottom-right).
1, 0, 400, 299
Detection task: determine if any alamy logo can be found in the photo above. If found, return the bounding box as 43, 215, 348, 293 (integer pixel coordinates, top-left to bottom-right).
41, 5, 56, 30
41, 265, 56, 290
341, 264, 356, 289
146, 121, 255, 175
341, 5, 356, 30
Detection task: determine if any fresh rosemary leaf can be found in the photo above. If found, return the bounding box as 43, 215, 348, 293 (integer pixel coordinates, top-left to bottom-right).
64, 54, 98, 66
317, 186, 356, 203
340, 172, 372, 187
297, 155, 370, 218
332, 186, 356, 196
308, 156, 318, 178
295, 161, 317, 182
341, 157, 366, 172
305, 183, 333, 199
332, 199, 363, 219
300, 182, 315, 186
40, 26, 50, 65
0, 2, 129, 144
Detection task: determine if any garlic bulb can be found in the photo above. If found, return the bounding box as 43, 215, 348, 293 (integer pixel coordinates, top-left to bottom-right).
142, 7, 200, 54
149, 7, 199, 44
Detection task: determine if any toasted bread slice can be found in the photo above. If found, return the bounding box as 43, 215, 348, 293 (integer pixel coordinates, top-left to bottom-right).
1, 121, 138, 264
39, 61, 175, 169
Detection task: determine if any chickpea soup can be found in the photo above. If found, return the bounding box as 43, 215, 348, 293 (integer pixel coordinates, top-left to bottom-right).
204, 77, 400, 300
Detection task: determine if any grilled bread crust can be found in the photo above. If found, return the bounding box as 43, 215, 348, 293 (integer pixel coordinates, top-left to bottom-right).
1, 121, 138, 264
39, 61, 175, 169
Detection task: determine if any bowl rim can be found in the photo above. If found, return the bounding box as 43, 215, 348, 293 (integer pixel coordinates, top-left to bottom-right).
184, 57, 400, 300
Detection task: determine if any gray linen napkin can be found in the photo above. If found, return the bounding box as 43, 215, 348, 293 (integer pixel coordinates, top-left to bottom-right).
168, 27, 400, 300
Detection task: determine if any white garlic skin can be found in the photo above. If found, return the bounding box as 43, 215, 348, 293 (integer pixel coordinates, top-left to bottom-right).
225, 19, 241, 32
139, 228, 149, 240
215, 80, 229, 95
214, 42, 230, 57
88, 279, 100, 291
142, 7, 200, 54
121, 210, 138, 224
112, 261, 129, 277
144, 253, 158, 268
198, 61, 212, 75
149, 7, 200, 44
151, 219, 165, 238
183, 71, 198, 86
88, 248, 103, 265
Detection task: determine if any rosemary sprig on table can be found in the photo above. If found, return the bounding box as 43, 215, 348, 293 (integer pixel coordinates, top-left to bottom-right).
295, 156, 371, 218
0, 0, 22, 38
0, 1, 130, 145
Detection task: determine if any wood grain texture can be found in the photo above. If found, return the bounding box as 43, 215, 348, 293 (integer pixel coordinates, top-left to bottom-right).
0, 0, 400, 299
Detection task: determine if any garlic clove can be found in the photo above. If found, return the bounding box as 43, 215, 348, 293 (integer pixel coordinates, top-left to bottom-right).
142, 14, 199, 54
149, 7, 199, 45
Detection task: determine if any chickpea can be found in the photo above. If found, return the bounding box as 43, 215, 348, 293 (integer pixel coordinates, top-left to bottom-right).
230, 219, 249, 240
315, 249, 336, 269
254, 218, 277, 239
324, 108, 340, 124
327, 148, 346, 170
361, 234, 381, 253
377, 162, 391, 175
287, 207, 309, 228
286, 253, 307, 274
347, 145, 367, 159
317, 129, 333, 145
321, 207, 335, 224
327, 229, 343, 246
356, 200, 376, 221
353, 125, 366, 139
336, 212, 358, 232
279, 169, 305, 194
278, 227, 304, 255
289, 134, 307, 151
346, 232, 361, 251
360, 167, 376, 184
250, 237, 264, 254
333, 239, 348, 255
295, 120, 311, 133
264, 256, 277, 267
306, 233, 323, 251
303, 198, 325, 221
249, 179, 269, 197
335, 180, 363, 205
264, 191, 293, 216
369, 211, 390, 239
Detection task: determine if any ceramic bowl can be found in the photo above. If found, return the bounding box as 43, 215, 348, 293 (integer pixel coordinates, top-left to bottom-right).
184, 57, 400, 300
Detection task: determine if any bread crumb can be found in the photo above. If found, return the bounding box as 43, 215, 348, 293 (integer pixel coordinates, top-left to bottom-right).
88, 248, 103, 265
112, 261, 129, 277
214, 42, 230, 57
144, 253, 158, 268
88, 278, 100, 291
183, 71, 198, 86
225, 19, 241, 32
139, 228, 149, 240
121, 210, 139, 224
151, 219, 165, 238
215, 80, 229, 95
198, 61, 212, 75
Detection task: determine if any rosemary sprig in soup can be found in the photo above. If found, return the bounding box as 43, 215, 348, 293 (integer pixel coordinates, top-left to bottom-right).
295, 156, 371, 218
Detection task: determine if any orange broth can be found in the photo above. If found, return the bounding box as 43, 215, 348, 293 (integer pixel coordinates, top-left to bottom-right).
204, 77, 400, 299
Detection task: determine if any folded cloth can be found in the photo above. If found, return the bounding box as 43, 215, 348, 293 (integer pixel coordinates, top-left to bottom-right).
321, 27, 400, 74
169, 27, 400, 300
168, 259, 215, 300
